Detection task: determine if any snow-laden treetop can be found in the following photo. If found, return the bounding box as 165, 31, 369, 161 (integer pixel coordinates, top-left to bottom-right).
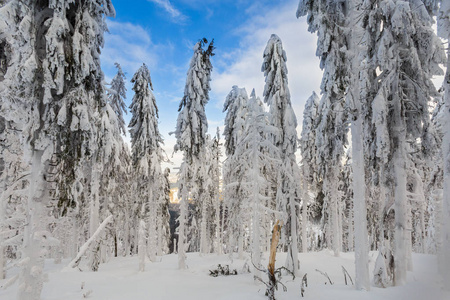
261, 34, 298, 156
174, 39, 214, 159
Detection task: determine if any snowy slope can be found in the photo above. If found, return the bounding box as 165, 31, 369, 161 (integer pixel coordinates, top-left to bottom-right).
1, 251, 448, 300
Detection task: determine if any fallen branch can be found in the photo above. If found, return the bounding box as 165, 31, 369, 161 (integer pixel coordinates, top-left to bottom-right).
301, 273, 307, 297
68, 215, 113, 269
341, 266, 353, 285
315, 269, 333, 285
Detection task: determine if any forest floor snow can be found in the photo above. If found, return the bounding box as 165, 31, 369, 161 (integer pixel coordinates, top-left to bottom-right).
0, 251, 448, 300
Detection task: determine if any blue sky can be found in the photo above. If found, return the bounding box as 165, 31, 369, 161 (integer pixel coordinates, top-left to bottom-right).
101, 0, 324, 172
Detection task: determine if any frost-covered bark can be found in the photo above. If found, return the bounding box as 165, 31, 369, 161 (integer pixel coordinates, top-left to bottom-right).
173, 39, 214, 267
262, 34, 300, 275
437, 0, 450, 288
138, 220, 146, 272
346, 0, 372, 290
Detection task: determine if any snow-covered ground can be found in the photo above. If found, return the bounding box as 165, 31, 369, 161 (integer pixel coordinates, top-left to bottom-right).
1, 251, 448, 300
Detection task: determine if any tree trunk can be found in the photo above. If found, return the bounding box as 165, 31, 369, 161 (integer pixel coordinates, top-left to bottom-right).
238, 228, 244, 259
267, 221, 281, 300
351, 112, 370, 290
138, 220, 146, 272
393, 142, 408, 285
17, 151, 47, 300
148, 186, 157, 262
330, 173, 341, 257
88, 162, 102, 271
214, 194, 222, 255
441, 47, 450, 288
157, 213, 163, 256
0, 177, 6, 280
302, 177, 308, 253
252, 196, 261, 277
200, 199, 208, 254
286, 190, 299, 275
178, 185, 188, 269
347, 0, 370, 290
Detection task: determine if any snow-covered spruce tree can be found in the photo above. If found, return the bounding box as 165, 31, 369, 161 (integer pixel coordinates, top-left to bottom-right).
371, 0, 445, 285
299, 91, 319, 253
91, 97, 130, 268
298, 0, 350, 259
107, 62, 127, 136
234, 94, 281, 276
173, 38, 214, 268
129, 63, 165, 263
0, 1, 115, 298
437, 0, 450, 288
222, 86, 249, 257
262, 34, 301, 275
297, 0, 369, 288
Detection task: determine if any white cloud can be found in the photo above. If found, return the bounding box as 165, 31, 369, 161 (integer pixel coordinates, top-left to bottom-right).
103, 20, 158, 73
211, 0, 323, 132
147, 0, 187, 23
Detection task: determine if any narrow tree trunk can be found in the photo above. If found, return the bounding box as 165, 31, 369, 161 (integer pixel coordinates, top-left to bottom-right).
238, 228, 244, 259
441, 49, 450, 288
393, 137, 408, 286
178, 186, 188, 269
331, 175, 341, 257
157, 213, 163, 256
88, 162, 101, 271
0, 177, 6, 280
252, 199, 261, 277
17, 151, 47, 300
347, 203, 354, 252
114, 233, 118, 257
286, 191, 299, 275
351, 114, 370, 290
200, 200, 208, 254
267, 221, 281, 300
214, 194, 222, 255
138, 220, 146, 272
302, 177, 308, 253
148, 186, 157, 262
251, 152, 261, 277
